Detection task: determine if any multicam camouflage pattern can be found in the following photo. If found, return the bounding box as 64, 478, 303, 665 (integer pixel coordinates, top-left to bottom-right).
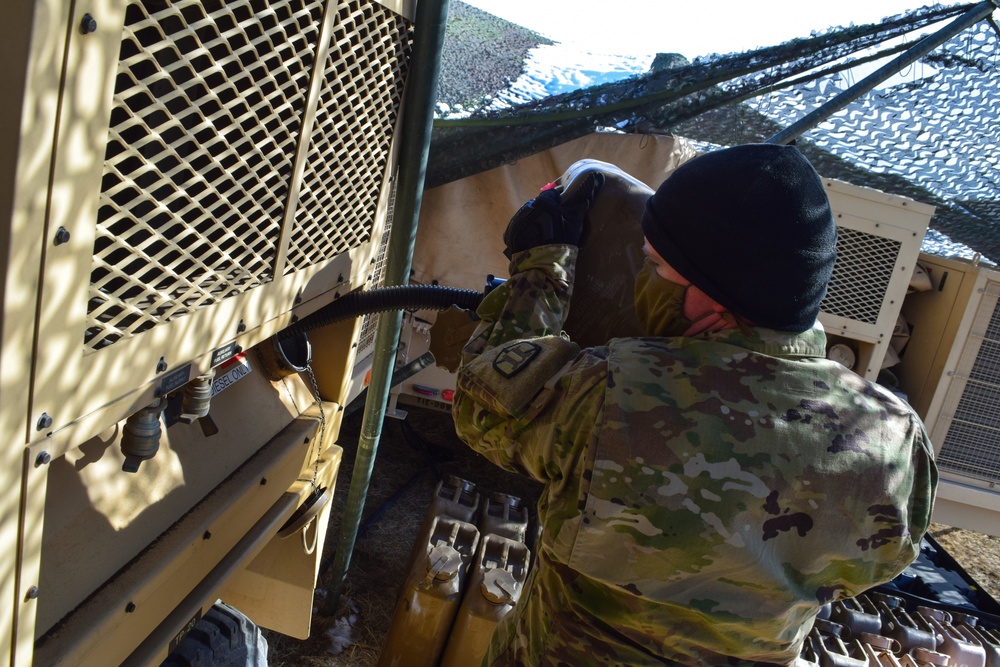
453, 244, 938, 666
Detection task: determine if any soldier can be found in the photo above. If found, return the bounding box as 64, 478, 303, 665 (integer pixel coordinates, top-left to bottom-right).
451, 144, 938, 666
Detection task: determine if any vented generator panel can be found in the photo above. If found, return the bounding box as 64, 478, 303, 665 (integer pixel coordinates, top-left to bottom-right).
819, 179, 933, 380
26, 0, 414, 451
0, 0, 417, 664
899, 255, 1000, 536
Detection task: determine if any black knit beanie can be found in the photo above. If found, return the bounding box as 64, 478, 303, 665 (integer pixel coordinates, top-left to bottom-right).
640, 144, 837, 332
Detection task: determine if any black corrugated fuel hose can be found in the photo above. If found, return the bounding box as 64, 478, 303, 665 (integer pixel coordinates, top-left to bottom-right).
277, 284, 484, 341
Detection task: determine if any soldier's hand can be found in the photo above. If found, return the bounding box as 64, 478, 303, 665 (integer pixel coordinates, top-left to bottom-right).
502, 173, 604, 259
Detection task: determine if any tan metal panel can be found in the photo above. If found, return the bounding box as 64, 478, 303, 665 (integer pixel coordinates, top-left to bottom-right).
924, 268, 997, 448
931, 479, 1000, 538
32, 416, 316, 666
0, 1, 74, 664
283, 0, 413, 275
930, 272, 1000, 467
902, 258, 1000, 536
30, 243, 366, 462
372, 0, 417, 21
33, 355, 308, 635
897, 253, 979, 421
31, 0, 131, 451
15, 450, 49, 667
219, 444, 344, 639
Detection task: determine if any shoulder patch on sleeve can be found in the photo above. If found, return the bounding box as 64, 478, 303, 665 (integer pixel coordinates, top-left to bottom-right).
493, 341, 541, 378
459, 335, 580, 419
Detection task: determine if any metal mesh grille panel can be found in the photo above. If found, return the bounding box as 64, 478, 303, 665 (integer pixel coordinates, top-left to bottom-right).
821, 227, 900, 325
938, 287, 1000, 484
283, 0, 413, 274
88, 0, 325, 350
357, 180, 396, 360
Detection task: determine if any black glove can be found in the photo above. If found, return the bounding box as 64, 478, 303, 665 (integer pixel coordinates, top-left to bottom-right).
502, 173, 604, 259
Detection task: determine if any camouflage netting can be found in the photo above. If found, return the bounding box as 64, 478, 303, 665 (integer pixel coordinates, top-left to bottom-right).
435, 1, 552, 111
732, 19, 1000, 262
427, 2, 1000, 261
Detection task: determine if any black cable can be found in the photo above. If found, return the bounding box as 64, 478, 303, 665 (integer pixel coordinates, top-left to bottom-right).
279, 284, 483, 341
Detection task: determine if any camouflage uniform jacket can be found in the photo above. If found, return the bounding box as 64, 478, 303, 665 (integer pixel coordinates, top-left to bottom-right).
452, 245, 938, 666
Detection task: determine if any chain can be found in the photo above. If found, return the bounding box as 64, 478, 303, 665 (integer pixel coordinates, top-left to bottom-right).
305, 362, 326, 492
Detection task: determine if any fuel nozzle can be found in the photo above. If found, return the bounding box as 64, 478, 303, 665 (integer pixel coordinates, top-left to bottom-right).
121, 397, 166, 473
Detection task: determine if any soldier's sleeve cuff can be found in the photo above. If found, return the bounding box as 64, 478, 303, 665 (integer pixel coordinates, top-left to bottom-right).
508, 245, 577, 285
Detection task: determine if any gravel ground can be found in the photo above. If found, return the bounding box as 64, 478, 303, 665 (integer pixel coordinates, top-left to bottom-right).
927, 523, 1000, 604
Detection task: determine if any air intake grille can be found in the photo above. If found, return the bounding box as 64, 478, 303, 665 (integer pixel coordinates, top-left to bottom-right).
821, 227, 901, 325
86, 0, 413, 352
357, 180, 396, 361
88, 0, 324, 351
938, 285, 1000, 484
283, 2, 413, 274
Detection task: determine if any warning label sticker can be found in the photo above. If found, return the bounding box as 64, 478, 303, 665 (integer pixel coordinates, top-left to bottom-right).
212, 354, 252, 397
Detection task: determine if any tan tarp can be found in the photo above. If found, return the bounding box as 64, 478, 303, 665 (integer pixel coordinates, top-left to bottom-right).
412, 133, 698, 292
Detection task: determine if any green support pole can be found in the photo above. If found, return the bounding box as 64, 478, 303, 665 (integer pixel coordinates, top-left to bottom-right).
325, 0, 451, 614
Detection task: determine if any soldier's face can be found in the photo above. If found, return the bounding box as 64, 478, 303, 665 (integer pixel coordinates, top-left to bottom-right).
642, 239, 690, 285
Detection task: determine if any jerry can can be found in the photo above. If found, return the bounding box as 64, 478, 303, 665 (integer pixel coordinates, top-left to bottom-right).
438, 533, 531, 667
407, 476, 480, 562
480, 492, 530, 543
377, 516, 480, 667
807, 619, 869, 667
429, 475, 481, 523
873, 593, 937, 655
899, 648, 953, 666
859, 633, 904, 667
963, 624, 1000, 666
920, 614, 987, 667
830, 595, 882, 638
